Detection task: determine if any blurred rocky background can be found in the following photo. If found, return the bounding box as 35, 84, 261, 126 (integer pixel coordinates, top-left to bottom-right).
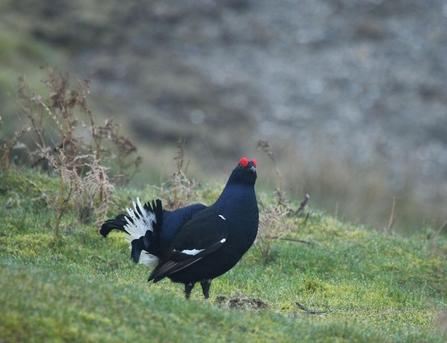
1, 0, 446, 232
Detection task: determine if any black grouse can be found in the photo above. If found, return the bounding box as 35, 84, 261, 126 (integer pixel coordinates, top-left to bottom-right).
100, 157, 258, 299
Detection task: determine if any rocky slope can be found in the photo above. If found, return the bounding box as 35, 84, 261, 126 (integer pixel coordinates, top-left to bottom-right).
2, 0, 447, 230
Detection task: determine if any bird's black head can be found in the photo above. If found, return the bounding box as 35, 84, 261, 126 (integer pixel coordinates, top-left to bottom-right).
228, 157, 257, 185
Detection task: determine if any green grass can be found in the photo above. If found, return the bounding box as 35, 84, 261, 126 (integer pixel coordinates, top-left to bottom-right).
1, 168, 447, 342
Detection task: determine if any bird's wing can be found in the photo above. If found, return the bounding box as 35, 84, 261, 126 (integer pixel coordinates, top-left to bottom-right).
148, 209, 229, 282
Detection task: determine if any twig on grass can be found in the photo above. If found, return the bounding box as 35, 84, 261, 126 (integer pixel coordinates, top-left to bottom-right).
297, 194, 310, 213
386, 196, 399, 235
303, 212, 310, 224
296, 301, 330, 315
271, 237, 318, 246
257, 140, 283, 193
290, 194, 310, 217
0, 122, 30, 172
435, 220, 447, 237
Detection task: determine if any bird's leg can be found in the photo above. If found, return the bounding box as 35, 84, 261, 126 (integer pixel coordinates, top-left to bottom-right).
200, 279, 212, 299
184, 282, 195, 299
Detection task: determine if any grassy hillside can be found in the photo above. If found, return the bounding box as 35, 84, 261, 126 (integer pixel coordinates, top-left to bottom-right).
1, 168, 447, 342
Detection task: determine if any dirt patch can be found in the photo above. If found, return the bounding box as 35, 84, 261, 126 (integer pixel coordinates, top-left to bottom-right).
216, 294, 269, 310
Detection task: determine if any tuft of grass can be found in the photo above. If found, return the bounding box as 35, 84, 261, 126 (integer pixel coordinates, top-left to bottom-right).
151, 138, 201, 210
256, 141, 311, 265
1, 168, 447, 342
1, 67, 142, 236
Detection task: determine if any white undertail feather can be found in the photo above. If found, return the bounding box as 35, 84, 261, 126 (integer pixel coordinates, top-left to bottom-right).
123, 197, 159, 268
139, 251, 159, 268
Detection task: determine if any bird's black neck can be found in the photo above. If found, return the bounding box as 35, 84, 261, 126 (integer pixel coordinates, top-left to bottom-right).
213, 183, 258, 229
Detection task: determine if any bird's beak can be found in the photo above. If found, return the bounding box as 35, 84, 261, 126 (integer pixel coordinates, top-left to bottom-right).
249, 166, 256, 173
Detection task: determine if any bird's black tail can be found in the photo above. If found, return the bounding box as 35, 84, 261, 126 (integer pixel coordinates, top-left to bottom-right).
100, 198, 163, 268
100, 214, 129, 237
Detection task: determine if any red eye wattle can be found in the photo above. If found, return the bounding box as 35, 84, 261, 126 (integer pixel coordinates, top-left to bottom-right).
239, 157, 249, 167
251, 158, 257, 167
